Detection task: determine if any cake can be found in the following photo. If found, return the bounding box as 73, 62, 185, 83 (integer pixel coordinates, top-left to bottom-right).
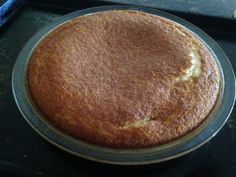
28, 10, 220, 148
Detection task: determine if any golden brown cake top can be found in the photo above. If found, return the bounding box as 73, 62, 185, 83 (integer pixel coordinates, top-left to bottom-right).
28, 10, 220, 148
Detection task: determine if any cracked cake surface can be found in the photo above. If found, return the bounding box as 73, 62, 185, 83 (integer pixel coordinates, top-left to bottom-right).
28, 10, 220, 148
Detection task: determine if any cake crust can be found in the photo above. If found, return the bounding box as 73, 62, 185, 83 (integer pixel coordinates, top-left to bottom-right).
28, 10, 220, 148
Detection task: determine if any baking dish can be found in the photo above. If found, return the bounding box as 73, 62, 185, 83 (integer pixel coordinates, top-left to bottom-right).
12, 5, 235, 165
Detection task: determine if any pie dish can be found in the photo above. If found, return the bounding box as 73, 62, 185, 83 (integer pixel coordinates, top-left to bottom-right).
12, 5, 235, 164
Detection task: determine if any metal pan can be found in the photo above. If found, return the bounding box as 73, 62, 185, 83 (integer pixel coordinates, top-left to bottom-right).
12, 5, 235, 165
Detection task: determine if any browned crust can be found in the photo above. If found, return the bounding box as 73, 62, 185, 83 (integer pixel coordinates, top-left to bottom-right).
28, 10, 220, 148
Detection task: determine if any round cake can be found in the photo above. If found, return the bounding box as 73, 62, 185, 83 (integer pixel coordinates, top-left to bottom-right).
28, 10, 220, 148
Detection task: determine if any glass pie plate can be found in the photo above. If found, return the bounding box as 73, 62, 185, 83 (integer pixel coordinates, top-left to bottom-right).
12, 5, 235, 165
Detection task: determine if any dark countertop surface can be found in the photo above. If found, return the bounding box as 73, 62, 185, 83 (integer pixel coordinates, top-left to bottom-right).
0, 2, 236, 177
103, 0, 236, 20
31, 0, 236, 20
